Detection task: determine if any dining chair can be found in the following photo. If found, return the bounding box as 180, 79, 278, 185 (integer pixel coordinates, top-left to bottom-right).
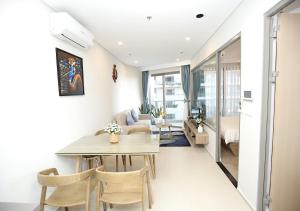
127, 127, 156, 178
95, 166, 152, 211
79, 129, 125, 172
37, 168, 94, 211
94, 129, 126, 172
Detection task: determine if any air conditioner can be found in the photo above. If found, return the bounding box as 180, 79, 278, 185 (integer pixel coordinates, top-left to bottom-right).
49, 12, 94, 49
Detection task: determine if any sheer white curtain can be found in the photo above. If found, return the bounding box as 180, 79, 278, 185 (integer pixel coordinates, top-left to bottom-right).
222, 63, 240, 116
204, 65, 217, 125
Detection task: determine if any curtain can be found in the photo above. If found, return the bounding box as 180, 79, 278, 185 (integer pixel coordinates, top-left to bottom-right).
222, 63, 240, 116
181, 65, 190, 115
204, 68, 216, 125
192, 71, 200, 106
142, 71, 149, 105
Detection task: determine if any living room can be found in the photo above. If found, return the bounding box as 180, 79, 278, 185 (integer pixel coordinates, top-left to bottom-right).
1, 0, 300, 211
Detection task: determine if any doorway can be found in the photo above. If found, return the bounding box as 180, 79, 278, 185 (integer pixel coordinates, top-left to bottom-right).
263, 1, 300, 210
218, 38, 241, 185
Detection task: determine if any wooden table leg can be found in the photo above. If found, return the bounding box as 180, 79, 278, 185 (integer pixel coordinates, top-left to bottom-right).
122, 155, 126, 171
116, 155, 119, 172
75, 156, 81, 172
152, 154, 156, 178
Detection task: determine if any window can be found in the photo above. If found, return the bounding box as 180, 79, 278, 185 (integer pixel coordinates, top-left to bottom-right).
149, 72, 185, 125
166, 88, 175, 95
165, 76, 174, 83
192, 56, 217, 128
166, 113, 175, 119
166, 101, 178, 108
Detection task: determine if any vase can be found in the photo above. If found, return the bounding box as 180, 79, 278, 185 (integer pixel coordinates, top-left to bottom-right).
197, 125, 203, 133
109, 134, 119, 144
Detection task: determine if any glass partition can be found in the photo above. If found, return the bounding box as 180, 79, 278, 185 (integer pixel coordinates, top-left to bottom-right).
192, 56, 217, 128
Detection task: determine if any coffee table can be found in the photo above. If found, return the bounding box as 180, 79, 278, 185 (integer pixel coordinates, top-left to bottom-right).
155, 123, 176, 145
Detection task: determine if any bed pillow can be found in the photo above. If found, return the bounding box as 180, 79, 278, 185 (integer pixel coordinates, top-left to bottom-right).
131, 109, 139, 122
126, 111, 135, 125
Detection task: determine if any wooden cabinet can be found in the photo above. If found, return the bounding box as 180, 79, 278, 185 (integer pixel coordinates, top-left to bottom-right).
184, 120, 209, 145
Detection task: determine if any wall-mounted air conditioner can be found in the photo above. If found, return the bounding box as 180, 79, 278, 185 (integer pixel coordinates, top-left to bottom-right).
49, 12, 94, 49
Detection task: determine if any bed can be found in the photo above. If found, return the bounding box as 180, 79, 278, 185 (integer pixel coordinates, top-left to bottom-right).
220, 116, 240, 156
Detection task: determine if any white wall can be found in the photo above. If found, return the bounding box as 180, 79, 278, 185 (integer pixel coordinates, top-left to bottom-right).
0, 0, 142, 204
191, 0, 282, 209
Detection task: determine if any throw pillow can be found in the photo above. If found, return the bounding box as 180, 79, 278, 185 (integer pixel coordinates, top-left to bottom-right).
131, 109, 139, 122
126, 111, 135, 125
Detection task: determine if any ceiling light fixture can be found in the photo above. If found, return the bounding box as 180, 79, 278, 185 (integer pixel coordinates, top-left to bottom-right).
146, 16, 152, 21
134, 60, 139, 64
185, 37, 191, 41
196, 13, 204, 19
117, 41, 123, 46
176, 58, 180, 62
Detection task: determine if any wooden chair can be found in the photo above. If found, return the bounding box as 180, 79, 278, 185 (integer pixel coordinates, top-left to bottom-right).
95, 166, 151, 211
80, 129, 125, 172
37, 168, 94, 211
127, 127, 156, 178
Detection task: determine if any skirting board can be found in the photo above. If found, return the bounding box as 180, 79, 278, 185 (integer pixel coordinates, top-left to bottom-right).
0, 202, 39, 211
237, 187, 255, 211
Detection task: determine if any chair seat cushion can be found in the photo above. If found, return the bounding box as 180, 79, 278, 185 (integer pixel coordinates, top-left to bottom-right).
45, 179, 95, 207
101, 192, 142, 204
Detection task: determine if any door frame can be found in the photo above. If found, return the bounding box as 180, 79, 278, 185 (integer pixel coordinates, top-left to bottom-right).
215, 35, 241, 162
258, 0, 295, 210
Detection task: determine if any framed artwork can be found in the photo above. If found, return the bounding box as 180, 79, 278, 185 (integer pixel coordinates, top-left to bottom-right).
56, 48, 85, 96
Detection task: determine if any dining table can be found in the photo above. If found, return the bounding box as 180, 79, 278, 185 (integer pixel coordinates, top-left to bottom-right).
56, 133, 159, 171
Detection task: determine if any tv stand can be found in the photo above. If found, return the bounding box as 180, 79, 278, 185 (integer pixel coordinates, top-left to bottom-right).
184, 120, 209, 145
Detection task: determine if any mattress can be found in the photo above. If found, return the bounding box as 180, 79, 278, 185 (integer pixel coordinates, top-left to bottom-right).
221, 116, 240, 144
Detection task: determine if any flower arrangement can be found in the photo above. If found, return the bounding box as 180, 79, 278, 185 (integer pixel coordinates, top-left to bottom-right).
104, 123, 122, 135
195, 117, 203, 126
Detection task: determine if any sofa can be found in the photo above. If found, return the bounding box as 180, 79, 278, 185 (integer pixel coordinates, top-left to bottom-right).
112, 110, 151, 134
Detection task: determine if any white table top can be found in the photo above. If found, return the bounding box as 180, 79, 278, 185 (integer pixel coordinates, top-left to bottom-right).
56, 133, 160, 156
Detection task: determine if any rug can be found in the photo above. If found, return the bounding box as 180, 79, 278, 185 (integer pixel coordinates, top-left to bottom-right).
152, 131, 191, 147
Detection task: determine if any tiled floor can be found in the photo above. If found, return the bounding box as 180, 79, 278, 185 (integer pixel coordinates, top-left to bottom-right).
68, 146, 251, 211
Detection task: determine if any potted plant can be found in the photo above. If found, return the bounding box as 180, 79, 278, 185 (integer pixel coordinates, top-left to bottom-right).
104, 123, 122, 144
151, 107, 163, 124
138, 102, 151, 114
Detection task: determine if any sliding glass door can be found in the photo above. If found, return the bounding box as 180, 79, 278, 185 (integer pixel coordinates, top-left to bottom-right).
149, 72, 185, 126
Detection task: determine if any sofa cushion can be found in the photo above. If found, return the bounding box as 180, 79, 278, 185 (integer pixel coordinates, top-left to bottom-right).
126, 111, 135, 125
131, 109, 139, 122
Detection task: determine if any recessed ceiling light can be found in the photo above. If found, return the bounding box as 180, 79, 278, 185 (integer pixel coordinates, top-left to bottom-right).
128, 53, 132, 56
146, 16, 152, 21
117, 41, 123, 46
134, 60, 139, 64
185, 37, 191, 41
176, 58, 180, 62
196, 14, 204, 19
180, 51, 184, 54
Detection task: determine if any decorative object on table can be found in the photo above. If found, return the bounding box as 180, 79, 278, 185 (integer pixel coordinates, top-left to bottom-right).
104, 123, 122, 144
151, 106, 163, 124
56, 48, 84, 96
112, 64, 118, 82
196, 117, 204, 133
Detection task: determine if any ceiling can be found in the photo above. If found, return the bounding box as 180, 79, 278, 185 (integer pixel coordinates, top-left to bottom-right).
43, 0, 243, 69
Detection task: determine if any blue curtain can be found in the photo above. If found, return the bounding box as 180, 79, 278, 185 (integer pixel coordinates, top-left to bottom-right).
181, 65, 190, 102
142, 71, 149, 105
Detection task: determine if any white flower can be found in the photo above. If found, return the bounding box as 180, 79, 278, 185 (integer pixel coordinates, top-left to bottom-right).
104, 123, 122, 134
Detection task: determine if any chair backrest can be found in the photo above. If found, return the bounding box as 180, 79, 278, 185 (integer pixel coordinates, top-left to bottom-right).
127, 127, 151, 135
95, 129, 107, 136
37, 168, 94, 187
95, 167, 146, 193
